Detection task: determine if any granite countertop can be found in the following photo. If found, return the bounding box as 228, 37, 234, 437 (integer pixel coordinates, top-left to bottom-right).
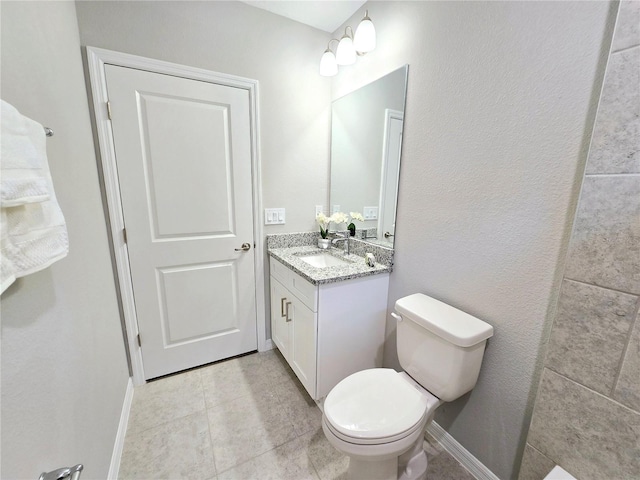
268, 245, 392, 285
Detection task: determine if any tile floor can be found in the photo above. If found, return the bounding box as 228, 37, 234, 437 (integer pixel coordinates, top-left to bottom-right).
119, 350, 475, 480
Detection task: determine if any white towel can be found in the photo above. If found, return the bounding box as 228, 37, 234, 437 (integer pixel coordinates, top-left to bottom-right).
1, 101, 51, 206
1, 100, 68, 293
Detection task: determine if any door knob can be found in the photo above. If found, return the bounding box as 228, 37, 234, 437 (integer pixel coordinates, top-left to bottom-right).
235, 242, 251, 252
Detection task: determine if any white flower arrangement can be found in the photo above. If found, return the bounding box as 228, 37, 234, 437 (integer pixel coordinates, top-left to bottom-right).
316, 213, 331, 239
350, 212, 364, 222
316, 211, 364, 238
331, 212, 350, 225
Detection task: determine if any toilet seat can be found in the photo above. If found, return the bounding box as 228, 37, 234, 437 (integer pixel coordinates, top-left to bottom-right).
323, 412, 427, 445
323, 369, 439, 446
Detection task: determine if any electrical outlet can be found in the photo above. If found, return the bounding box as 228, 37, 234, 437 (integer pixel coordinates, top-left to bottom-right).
363, 206, 378, 220
264, 208, 285, 225
332, 205, 341, 214
315, 205, 324, 216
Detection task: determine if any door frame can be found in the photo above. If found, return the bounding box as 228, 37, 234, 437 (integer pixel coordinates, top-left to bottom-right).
86, 47, 267, 386
377, 109, 404, 241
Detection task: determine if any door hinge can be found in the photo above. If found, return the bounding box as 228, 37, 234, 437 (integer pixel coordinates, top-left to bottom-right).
106, 100, 112, 120
122, 227, 127, 244
137, 334, 141, 347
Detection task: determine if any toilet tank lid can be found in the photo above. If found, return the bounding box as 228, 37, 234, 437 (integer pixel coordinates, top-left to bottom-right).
395, 294, 494, 347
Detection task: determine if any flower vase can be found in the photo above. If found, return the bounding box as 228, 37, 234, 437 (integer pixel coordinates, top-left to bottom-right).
318, 238, 330, 249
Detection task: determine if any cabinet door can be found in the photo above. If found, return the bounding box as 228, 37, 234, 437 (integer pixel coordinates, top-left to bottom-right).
270, 277, 291, 360
290, 299, 317, 398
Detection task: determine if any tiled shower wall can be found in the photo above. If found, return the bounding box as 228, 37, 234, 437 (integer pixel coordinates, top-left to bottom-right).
518, 2, 640, 479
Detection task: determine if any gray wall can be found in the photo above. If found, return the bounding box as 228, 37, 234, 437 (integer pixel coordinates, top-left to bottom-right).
332, 2, 616, 479
0, 2, 130, 478
520, 2, 640, 479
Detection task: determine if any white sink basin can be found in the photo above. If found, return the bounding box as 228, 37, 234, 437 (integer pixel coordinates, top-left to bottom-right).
299, 252, 351, 268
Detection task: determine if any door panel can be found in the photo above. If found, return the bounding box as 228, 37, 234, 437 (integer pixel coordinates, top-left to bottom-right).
105, 64, 257, 379
158, 262, 238, 345
139, 92, 235, 238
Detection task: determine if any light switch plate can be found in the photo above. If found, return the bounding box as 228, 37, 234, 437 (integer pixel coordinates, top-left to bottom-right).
332, 205, 341, 214
265, 208, 285, 225
315, 205, 324, 216
363, 206, 378, 220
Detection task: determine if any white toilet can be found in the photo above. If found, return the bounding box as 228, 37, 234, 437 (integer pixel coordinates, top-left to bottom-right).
322, 293, 494, 480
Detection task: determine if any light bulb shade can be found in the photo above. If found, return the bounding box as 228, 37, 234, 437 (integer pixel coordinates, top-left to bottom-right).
319, 49, 338, 76
354, 17, 376, 53
336, 35, 356, 65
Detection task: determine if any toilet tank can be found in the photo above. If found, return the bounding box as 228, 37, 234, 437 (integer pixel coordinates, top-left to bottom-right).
395, 294, 494, 402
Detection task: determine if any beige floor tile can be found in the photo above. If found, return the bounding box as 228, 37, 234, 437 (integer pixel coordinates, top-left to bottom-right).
298, 427, 349, 480
127, 369, 205, 434
218, 436, 320, 480
276, 376, 323, 436
200, 351, 294, 409
207, 384, 287, 429
119, 411, 216, 480
208, 391, 298, 472
120, 351, 472, 480
260, 349, 300, 383
424, 434, 476, 480
424, 446, 476, 480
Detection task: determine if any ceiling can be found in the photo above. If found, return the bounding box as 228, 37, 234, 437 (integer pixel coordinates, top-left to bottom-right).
240, 1, 366, 33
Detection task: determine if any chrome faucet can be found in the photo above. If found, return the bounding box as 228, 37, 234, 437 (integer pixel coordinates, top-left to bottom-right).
331, 232, 350, 255
39, 465, 83, 480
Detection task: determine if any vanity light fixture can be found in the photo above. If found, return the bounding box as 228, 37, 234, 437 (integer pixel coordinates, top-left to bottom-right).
320, 39, 339, 76
336, 27, 357, 65
354, 10, 376, 53
319, 10, 376, 77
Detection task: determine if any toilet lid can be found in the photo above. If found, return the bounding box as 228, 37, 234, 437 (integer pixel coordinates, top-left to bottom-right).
324, 369, 429, 440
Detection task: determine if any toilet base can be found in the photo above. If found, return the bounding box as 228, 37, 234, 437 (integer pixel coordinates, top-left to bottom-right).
345, 433, 428, 480
397, 435, 428, 480
348, 456, 398, 480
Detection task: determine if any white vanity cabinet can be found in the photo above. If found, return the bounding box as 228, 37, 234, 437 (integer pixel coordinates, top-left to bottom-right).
269, 257, 390, 400
270, 273, 317, 395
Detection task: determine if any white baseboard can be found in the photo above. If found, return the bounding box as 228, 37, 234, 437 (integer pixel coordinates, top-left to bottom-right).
108, 377, 134, 480
427, 421, 500, 480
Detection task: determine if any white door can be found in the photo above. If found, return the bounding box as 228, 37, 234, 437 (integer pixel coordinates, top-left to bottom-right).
378, 110, 403, 241
105, 64, 257, 379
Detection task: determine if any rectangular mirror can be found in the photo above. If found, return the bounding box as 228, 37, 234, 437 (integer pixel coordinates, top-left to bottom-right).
329, 65, 408, 248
